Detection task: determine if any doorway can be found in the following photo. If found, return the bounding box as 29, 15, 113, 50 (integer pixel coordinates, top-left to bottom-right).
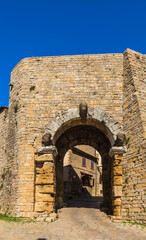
55, 125, 112, 212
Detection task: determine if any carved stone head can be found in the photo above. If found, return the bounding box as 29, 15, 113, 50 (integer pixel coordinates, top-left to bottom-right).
79, 101, 88, 122
42, 132, 52, 146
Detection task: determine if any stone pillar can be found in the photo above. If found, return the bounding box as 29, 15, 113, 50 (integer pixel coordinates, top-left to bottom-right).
109, 146, 126, 217
34, 146, 57, 213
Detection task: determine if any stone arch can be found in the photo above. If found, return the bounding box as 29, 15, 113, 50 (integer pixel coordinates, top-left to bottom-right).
55, 125, 111, 159
54, 124, 112, 210
43, 108, 123, 147
36, 107, 126, 217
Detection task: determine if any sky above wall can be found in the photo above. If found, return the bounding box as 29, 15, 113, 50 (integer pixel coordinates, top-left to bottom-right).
0, 0, 146, 106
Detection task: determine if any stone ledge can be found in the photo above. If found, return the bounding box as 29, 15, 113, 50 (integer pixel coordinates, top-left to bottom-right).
109, 146, 127, 157
37, 146, 58, 155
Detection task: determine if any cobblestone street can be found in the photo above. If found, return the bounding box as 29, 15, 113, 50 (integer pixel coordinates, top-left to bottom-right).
0, 207, 145, 240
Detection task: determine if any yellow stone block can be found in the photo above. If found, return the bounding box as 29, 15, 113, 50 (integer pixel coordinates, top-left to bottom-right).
113, 197, 121, 206
36, 173, 54, 184
36, 162, 54, 174
35, 154, 53, 162
36, 185, 54, 194
35, 202, 54, 212
113, 186, 122, 197
112, 165, 122, 176
112, 158, 122, 166
113, 176, 122, 185
114, 155, 123, 160
35, 193, 54, 202
113, 206, 121, 216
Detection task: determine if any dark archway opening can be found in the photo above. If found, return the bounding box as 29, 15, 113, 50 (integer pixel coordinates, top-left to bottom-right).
55, 124, 113, 213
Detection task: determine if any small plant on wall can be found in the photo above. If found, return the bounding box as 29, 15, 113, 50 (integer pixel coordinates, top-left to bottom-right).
0, 183, 3, 190
14, 104, 18, 113
30, 86, 35, 91
126, 137, 130, 149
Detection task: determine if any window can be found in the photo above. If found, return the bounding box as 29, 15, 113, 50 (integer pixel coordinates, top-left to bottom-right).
82, 157, 86, 167
91, 161, 94, 170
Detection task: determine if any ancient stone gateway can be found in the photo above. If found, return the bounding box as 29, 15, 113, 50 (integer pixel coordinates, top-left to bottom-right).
0, 49, 145, 224
38, 107, 126, 216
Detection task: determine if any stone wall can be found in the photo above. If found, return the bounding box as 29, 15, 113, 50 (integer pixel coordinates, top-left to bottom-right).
0, 59, 27, 215
0, 49, 145, 223
122, 49, 146, 224
6, 53, 123, 217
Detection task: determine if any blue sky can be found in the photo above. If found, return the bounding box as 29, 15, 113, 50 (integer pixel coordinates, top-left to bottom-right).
0, 0, 146, 106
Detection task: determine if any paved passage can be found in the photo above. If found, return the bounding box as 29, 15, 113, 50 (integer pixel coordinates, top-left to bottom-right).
0, 207, 145, 240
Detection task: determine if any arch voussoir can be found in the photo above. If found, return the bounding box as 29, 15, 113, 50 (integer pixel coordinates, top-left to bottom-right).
43, 108, 123, 147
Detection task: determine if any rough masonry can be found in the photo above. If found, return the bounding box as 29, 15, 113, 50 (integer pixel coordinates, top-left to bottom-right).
0, 48, 145, 224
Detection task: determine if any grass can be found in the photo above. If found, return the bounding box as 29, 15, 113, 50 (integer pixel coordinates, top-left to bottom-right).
113, 220, 146, 230
0, 214, 35, 223
121, 221, 146, 227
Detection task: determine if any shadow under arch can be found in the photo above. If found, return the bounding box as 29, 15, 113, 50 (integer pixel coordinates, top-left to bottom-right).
54, 124, 112, 212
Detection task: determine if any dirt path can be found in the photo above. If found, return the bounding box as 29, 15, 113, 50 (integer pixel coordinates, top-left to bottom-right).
0, 208, 145, 240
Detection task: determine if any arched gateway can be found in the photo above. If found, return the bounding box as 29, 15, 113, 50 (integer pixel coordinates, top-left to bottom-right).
36, 106, 126, 217
0, 49, 145, 223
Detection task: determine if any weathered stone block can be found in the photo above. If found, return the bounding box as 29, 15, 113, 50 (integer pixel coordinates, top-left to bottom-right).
112, 158, 122, 166
113, 186, 122, 197
36, 185, 54, 194
113, 206, 121, 216
35, 202, 54, 212
113, 197, 121, 206
35, 193, 54, 202
36, 162, 54, 174
113, 176, 122, 185
35, 153, 53, 162
112, 165, 122, 176
36, 173, 54, 184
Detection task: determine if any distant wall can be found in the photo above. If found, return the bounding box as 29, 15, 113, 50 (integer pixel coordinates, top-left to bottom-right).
0, 108, 8, 213
0, 59, 26, 215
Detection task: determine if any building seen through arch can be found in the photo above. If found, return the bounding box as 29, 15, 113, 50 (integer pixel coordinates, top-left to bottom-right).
63, 145, 103, 200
